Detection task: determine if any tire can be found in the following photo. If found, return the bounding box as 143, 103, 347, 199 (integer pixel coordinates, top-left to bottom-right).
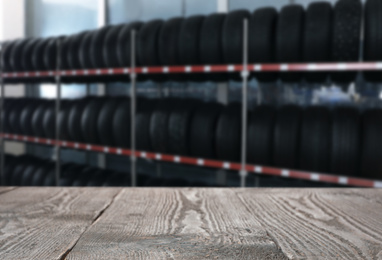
222, 10, 251, 64
87, 169, 108, 186
117, 22, 143, 67
158, 18, 184, 65
9, 99, 30, 134
60, 164, 85, 186
59, 36, 71, 70
43, 100, 71, 139
72, 167, 98, 187
2, 40, 17, 72
273, 105, 302, 169
299, 107, 331, 173
79, 31, 96, 69
364, 0, 382, 82
167, 100, 200, 155
247, 105, 276, 165
11, 156, 34, 185
303, 2, 332, 83
68, 97, 93, 142
97, 97, 125, 146
178, 15, 205, 65
44, 37, 59, 73
137, 20, 163, 66
89, 26, 112, 68
81, 98, 108, 144
150, 99, 180, 153
331, 107, 360, 176
67, 32, 89, 69
103, 25, 126, 68
136, 100, 157, 152
4, 155, 17, 186
58, 100, 74, 141
249, 8, 278, 82
162, 178, 189, 187
361, 109, 382, 179
2, 98, 18, 133
42, 101, 55, 139
331, 0, 362, 84
276, 5, 304, 83
215, 103, 241, 162
21, 161, 42, 186
31, 162, 55, 186
145, 177, 166, 187
31, 100, 51, 137
189, 102, 223, 159
112, 98, 131, 148
19, 99, 40, 136
21, 38, 40, 71
32, 38, 51, 70
10, 39, 30, 72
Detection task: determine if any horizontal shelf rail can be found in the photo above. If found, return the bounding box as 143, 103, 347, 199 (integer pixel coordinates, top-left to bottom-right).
2, 62, 382, 79
2, 132, 381, 188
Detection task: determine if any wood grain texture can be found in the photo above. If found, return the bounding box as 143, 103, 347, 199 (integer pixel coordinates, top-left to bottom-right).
237, 189, 382, 259
66, 188, 288, 260
0, 187, 121, 260
0, 187, 17, 195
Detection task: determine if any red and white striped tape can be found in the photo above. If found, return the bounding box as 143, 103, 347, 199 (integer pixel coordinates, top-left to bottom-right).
2, 62, 382, 78
1, 133, 381, 188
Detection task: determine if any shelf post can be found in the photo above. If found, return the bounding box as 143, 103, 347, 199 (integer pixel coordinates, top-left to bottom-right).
130, 30, 137, 187
0, 43, 4, 186
240, 19, 249, 188
54, 38, 62, 187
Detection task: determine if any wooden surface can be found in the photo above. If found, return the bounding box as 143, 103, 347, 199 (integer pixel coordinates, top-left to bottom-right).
0, 188, 381, 259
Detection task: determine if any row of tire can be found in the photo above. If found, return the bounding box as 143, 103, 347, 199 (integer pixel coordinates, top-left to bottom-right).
2, 96, 382, 179
2, 154, 208, 187
2, 0, 382, 84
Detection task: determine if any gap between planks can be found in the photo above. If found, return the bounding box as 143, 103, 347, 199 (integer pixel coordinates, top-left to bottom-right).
59, 189, 124, 260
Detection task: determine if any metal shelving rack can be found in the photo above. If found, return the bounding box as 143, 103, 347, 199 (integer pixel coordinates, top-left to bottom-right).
1, 22, 382, 188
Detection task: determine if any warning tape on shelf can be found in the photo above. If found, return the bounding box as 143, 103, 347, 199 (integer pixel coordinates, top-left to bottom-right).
1, 133, 381, 188
2, 62, 382, 78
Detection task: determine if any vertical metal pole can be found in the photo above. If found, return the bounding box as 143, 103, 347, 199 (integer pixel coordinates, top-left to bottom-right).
240, 19, 249, 188
54, 39, 62, 187
0, 43, 5, 186
130, 30, 137, 187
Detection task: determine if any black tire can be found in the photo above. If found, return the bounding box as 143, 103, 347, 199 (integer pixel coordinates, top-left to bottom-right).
215, 103, 241, 162
162, 178, 189, 187
42, 101, 55, 139
178, 15, 205, 65
32, 38, 51, 70
303, 2, 332, 83
21, 38, 40, 71
331, 0, 362, 84
21, 161, 43, 186
247, 105, 276, 165
361, 109, 382, 179
136, 100, 157, 152
299, 107, 331, 173
103, 24, 126, 68
9, 99, 31, 134
158, 18, 184, 65
72, 167, 98, 186
43, 100, 71, 139
67, 32, 89, 69
58, 100, 74, 141
145, 177, 166, 187
2, 40, 17, 72
31, 100, 51, 137
90, 26, 111, 68
364, 0, 382, 82
68, 97, 93, 142
2, 98, 18, 133
167, 100, 200, 155
87, 169, 108, 186
11, 156, 34, 185
59, 164, 85, 186
150, 99, 180, 153
276, 5, 304, 83
137, 20, 163, 66
189, 102, 223, 159
104, 171, 128, 187
97, 97, 125, 146
4, 155, 18, 186
117, 22, 143, 67
10, 39, 31, 72
19, 99, 40, 136
222, 10, 251, 64
249, 8, 278, 83
44, 37, 59, 72
331, 107, 360, 176
112, 98, 132, 148
59, 36, 71, 70
31, 162, 55, 186
79, 31, 96, 69
81, 98, 108, 144
273, 105, 302, 169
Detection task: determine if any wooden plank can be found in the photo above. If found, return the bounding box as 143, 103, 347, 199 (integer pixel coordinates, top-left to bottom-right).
0, 187, 17, 195
0, 187, 121, 260
66, 188, 288, 259
236, 189, 382, 259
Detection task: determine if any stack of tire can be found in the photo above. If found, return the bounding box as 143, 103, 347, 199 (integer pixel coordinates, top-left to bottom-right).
2, 154, 208, 187
2, 96, 382, 180
2, 0, 381, 84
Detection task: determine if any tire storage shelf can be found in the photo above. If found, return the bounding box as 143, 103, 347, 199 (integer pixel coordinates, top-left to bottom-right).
1, 132, 382, 188
1, 0, 382, 188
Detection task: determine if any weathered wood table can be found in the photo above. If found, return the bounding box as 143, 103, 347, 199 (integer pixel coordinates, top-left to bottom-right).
0, 188, 381, 259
